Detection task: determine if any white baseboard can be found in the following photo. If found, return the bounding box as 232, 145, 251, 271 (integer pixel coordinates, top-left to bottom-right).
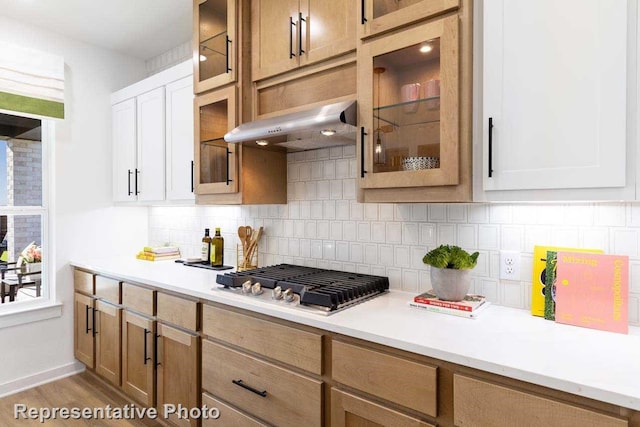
0, 361, 85, 398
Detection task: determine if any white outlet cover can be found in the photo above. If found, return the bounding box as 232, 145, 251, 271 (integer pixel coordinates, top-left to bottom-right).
499, 250, 521, 281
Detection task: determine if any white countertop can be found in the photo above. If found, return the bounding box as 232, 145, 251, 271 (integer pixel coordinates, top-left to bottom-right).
70, 257, 640, 410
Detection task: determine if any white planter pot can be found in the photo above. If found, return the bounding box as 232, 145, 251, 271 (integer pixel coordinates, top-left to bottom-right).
26, 262, 41, 274
430, 267, 472, 301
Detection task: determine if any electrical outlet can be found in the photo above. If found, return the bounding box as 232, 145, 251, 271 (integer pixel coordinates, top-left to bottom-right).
500, 250, 521, 280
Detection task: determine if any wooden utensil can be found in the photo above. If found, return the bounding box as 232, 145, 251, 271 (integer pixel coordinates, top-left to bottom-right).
243, 226, 263, 268
238, 226, 247, 255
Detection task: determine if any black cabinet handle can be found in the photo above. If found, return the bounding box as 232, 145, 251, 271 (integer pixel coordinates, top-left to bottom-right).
143, 329, 151, 365
92, 307, 97, 337
488, 117, 494, 178
155, 333, 161, 367
298, 13, 306, 55
85, 305, 91, 334
289, 17, 296, 58
127, 169, 132, 196
360, 127, 368, 178
226, 149, 233, 185
232, 379, 267, 397
225, 36, 232, 73
191, 160, 195, 193
361, 0, 367, 24
134, 168, 140, 195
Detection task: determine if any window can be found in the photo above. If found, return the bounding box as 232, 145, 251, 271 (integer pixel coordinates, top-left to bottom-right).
0, 110, 54, 321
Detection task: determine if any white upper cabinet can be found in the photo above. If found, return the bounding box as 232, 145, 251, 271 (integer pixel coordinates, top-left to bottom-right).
165, 77, 195, 201
112, 99, 137, 202
476, 0, 635, 201
136, 87, 166, 202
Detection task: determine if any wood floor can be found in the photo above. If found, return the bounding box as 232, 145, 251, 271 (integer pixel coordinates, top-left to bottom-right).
0, 372, 163, 426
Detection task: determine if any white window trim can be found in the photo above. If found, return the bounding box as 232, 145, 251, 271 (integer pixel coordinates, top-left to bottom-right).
0, 118, 59, 327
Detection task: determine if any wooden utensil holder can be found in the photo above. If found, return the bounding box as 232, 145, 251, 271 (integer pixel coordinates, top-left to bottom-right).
237, 244, 258, 271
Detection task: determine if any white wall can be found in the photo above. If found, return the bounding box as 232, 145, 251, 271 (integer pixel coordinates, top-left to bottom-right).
149, 147, 640, 326
0, 17, 149, 388
145, 41, 191, 76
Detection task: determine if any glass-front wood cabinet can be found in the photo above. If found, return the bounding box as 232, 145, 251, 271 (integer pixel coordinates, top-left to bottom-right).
194, 86, 238, 195
194, 0, 237, 93
358, 15, 459, 191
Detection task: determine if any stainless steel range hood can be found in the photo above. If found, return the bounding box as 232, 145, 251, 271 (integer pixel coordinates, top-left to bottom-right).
224, 100, 357, 152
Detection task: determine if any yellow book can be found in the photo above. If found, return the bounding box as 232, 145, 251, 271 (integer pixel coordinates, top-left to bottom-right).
531, 245, 602, 317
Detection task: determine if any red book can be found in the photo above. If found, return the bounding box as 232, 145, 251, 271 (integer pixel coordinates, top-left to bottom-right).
414, 290, 486, 312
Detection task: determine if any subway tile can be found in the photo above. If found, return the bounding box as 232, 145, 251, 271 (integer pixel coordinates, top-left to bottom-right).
411, 246, 427, 270
468, 204, 489, 223
412, 204, 428, 221
549, 227, 579, 248
365, 244, 378, 264
311, 240, 323, 258
489, 251, 501, 279
472, 251, 489, 278
379, 203, 395, 221
537, 205, 564, 225
350, 201, 364, 220
331, 180, 343, 199
294, 152, 306, 162
628, 204, 640, 227
330, 146, 344, 158
283, 220, 294, 237
343, 221, 357, 241
335, 159, 350, 179
294, 220, 305, 238
428, 204, 446, 222
317, 259, 330, 269
629, 296, 639, 325
580, 227, 609, 252
316, 220, 329, 239
356, 264, 371, 274
305, 150, 317, 161
267, 236, 279, 254
500, 225, 524, 251
343, 145, 356, 158
595, 204, 626, 227
437, 224, 456, 245
336, 241, 349, 261
304, 258, 317, 268
371, 222, 386, 243
386, 267, 402, 290
343, 179, 356, 200
305, 181, 317, 200
395, 204, 412, 221
379, 245, 394, 266
520, 254, 533, 282
316, 148, 330, 160
524, 226, 551, 250
490, 205, 513, 224
330, 221, 343, 241
371, 265, 386, 276
501, 282, 525, 309
419, 223, 436, 246
288, 163, 300, 182
323, 240, 336, 260
358, 222, 371, 242
564, 204, 594, 226
294, 182, 305, 200
402, 269, 418, 292
349, 158, 358, 178
289, 239, 300, 257
279, 237, 289, 255
324, 160, 336, 179
447, 205, 467, 223
311, 162, 324, 180
364, 203, 379, 220
342, 262, 356, 273
631, 262, 640, 293
323, 200, 336, 219
611, 230, 639, 257
478, 225, 500, 250
300, 239, 311, 258
479, 279, 499, 303
394, 246, 410, 268
402, 223, 419, 245
386, 222, 402, 244
317, 180, 330, 199
336, 200, 350, 219
350, 243, 364, 263
457, 224, 477, 249
299, 163, 311, 181
310, 201, 323, 219
418, 270, 431, 292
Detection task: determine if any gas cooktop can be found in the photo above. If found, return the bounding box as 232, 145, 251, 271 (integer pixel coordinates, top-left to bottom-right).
215, 264, 389, 314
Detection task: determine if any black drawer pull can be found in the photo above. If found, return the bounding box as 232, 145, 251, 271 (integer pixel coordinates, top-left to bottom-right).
143, 329, 151, 365
232, 379, 267, 397
488, 117, 494, 178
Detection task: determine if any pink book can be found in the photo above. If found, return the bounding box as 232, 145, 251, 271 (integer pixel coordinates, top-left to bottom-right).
555, 252, 629, 334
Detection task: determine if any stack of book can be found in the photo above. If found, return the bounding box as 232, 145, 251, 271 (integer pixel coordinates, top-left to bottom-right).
136, 246, 181, 261
409, 290, 490, 319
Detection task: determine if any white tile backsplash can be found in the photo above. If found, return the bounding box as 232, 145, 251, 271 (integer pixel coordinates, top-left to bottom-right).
149, 150, 640, 325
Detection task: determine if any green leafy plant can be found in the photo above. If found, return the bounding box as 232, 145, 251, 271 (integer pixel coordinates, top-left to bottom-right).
422, 245, 479, 270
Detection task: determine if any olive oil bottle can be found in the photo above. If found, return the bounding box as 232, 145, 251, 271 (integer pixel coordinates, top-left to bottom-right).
211, 227, 224, 267
201, 228, 211, 262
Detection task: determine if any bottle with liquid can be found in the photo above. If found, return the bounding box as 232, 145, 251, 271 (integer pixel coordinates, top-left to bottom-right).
201, 228, 211, 262
211, 227, 224, 267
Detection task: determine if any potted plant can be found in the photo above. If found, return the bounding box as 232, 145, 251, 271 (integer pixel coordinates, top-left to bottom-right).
423, 245, 479, 301
19, 242, 42, 273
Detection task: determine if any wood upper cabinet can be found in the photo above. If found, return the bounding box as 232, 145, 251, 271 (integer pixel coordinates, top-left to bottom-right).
74, 292, 95, 368
358, 12, 472, 202
122, 311, 155, 407
156, 323, 200, 427
94, 300, 122, 387
478, 0, 631, 201
251, 0, 356, 81
359, 0, 458, 39
194, 0, 237, 93
331, 388, 435, 427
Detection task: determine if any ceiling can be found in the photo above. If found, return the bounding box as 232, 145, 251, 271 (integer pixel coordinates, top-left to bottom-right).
0, 0, 192, 60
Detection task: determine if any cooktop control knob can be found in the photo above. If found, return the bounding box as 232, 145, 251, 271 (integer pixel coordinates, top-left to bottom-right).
241, 280, 252, 294
283, 288, 295, 303
251, 282, 263, 295
272, 286, 283, 300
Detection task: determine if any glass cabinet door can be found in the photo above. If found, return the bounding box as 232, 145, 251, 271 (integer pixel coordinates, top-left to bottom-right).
359, 0, 459, 39
194, 0, 237, 93
358, 15, 459, 189
194, 86, 238, 194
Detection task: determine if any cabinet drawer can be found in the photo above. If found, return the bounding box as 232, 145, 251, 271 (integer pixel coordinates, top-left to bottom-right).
202, 305, 322, 375
332, 340, 437, 417
202, 340, 322, 427
74, 269, 94, 294
157, 292, 198, 331
95, 276, 120, 304
122, 283, 155, 316
202, 393, 267, 427
453, 374, 628, 427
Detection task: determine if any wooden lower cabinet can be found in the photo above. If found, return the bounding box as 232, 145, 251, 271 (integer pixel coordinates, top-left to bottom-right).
157, 323, 200, 427
74, 292, 94, 368
201, 393, 267, 427
94, 300, 122, 386
121, 311, 155, 406
453, 374, 628, 427
331, 388, 435, 427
